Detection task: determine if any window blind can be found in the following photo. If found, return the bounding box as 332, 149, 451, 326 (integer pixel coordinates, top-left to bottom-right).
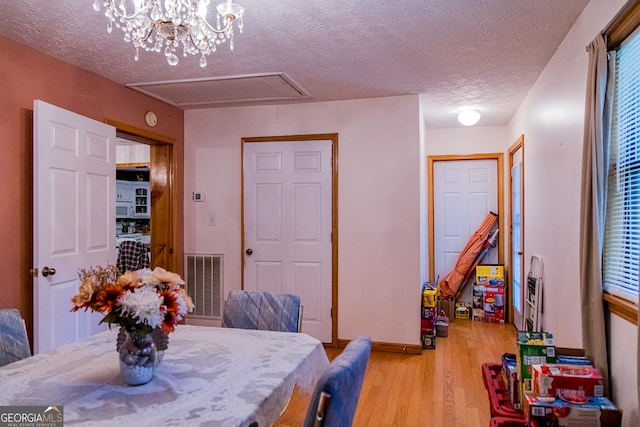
603, 27, 640, 302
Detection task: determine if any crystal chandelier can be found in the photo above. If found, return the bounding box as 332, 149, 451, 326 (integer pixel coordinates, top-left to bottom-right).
92, 0, 245, 67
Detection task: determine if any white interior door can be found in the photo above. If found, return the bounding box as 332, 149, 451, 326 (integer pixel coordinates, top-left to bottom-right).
33, 100, 116, 353
433, 159, 498, 300
511, 160, 524, 329
243, 140, 332, 342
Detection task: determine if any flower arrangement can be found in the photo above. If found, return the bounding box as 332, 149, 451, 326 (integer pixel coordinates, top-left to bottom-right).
71, 264, 195, 339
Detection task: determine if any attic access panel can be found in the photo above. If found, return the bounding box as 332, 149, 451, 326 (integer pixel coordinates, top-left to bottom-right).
127, 73, 307, 108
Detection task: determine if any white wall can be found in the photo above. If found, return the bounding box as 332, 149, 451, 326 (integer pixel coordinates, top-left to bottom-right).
424, 125, 509, 290
425, 126, 508, 157
184, 95, 422, 345
508, 0, 637, 424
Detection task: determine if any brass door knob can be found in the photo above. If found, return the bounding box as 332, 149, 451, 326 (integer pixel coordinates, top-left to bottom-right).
42, 266, 56, 277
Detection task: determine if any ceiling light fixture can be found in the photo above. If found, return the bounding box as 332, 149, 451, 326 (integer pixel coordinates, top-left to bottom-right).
457, 110, 481, 126
93, 0, 245, 68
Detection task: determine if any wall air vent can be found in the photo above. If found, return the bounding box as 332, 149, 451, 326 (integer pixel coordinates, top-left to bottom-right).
185, 254, 223, 319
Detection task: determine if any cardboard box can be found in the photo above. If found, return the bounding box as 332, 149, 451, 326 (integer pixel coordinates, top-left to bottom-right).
421, 333, 436, 349
501, 353, 520, 410
483, 285, 506, 324
472, 285, 485, 321
422, 285, 438, 307
523, 394, 622, 427
421, 319, 435, 335
532, 364, 604, 399
475, 264, 505, 287
556, 355, 592, 366
436, 311, 449, 337
421, 306, 435, 335
517, 331, 556, 392
437, 299, 455, 323
422, 306, 436, 320
455, 303, 470, 319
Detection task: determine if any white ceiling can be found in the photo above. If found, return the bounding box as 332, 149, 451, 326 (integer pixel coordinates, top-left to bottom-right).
0, 0, 590, 128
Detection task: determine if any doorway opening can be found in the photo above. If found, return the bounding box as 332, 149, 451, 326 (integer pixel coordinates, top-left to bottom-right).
427, 153, 505, 316
107, 120, 178, 273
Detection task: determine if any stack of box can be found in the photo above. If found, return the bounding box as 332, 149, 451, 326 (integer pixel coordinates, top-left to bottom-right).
515, 332, 621, 426
421, 282, 437, 349
484, 332, 622, 426
517, 331, 556, 395
472, 265, 506, 323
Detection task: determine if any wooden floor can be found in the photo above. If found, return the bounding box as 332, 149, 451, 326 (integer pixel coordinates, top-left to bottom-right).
275, 320, 518, 427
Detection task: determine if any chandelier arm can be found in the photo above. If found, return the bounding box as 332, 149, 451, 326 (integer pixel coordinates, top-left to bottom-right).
139, 25, 155, 43
199, 16, 235, 35
104, 1, 154, 21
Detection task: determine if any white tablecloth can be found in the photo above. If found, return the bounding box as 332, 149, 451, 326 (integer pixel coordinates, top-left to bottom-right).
0, 325, 329, 426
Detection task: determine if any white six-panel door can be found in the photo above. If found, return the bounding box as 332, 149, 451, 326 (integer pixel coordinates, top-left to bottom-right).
433, 159, 499, 292
243, 140, 332, 342
33, 100, 115, 353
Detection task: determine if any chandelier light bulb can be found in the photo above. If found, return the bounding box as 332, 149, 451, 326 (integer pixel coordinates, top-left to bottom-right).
94, 0, 245, 67
457, 110, 481, 126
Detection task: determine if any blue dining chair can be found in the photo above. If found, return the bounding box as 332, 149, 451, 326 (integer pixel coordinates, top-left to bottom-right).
303, 336, 372, 427
0, 308, 31, 367
221, 290, 303, 333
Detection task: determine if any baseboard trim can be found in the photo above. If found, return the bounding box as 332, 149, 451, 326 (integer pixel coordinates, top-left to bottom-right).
336, 338, 422, 355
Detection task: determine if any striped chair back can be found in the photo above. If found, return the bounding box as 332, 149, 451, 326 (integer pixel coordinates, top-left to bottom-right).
0, 308, 31, 367
222, 290, 302, 333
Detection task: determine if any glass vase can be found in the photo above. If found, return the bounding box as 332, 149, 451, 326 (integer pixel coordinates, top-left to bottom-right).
118, 330, 157, 386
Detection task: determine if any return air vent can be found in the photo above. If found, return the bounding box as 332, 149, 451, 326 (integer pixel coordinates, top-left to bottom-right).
185, 254, 223, 319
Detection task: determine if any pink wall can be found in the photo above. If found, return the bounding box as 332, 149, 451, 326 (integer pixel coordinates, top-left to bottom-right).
0, 35, 185, 340
184, 97, 422, 345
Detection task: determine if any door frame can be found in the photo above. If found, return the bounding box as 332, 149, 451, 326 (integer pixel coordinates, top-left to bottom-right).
106, 119, 178, 273
427, 153, 505, 282
508, 135, 525, 329
241, 133, 339, 347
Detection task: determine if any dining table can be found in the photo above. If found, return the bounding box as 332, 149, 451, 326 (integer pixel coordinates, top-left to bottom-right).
0, 325, 330, 426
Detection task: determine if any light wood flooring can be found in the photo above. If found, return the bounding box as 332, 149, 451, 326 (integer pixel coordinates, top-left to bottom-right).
275, 319, 518, 427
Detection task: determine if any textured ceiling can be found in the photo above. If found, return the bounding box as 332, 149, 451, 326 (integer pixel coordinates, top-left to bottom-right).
0, 0, 590, 128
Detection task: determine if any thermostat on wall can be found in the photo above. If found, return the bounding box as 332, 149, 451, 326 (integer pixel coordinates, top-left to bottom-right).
193, 191, 205, 202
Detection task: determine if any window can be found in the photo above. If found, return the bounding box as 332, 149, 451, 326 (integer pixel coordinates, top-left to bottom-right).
603, 27, 640, 303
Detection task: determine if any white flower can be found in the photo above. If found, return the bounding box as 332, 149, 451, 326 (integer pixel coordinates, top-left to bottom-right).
117, 286, 164, 329
134, 268, 161, 286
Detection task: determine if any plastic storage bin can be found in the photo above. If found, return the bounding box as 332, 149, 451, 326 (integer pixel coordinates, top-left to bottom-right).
481, 363, 524, 420
489, 417, 526, 427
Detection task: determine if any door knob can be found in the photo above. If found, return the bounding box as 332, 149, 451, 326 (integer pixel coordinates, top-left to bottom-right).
41, 266, 56, 277
517, 251, 523, 255
245, 248, 253, 256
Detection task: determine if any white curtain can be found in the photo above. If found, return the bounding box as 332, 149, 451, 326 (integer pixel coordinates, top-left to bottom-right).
579, 33, 615, 395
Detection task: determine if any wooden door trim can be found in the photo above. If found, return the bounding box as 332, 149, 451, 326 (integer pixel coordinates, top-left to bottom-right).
241, 133, 339, 347
427, 153, 505, 282
508, 135, 525, 328
105, 119, 177, 273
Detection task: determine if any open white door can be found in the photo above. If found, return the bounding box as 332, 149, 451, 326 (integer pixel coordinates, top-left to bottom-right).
243, 140, 333, 343
511, 162, 524, 329
33, 100, 116, 353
